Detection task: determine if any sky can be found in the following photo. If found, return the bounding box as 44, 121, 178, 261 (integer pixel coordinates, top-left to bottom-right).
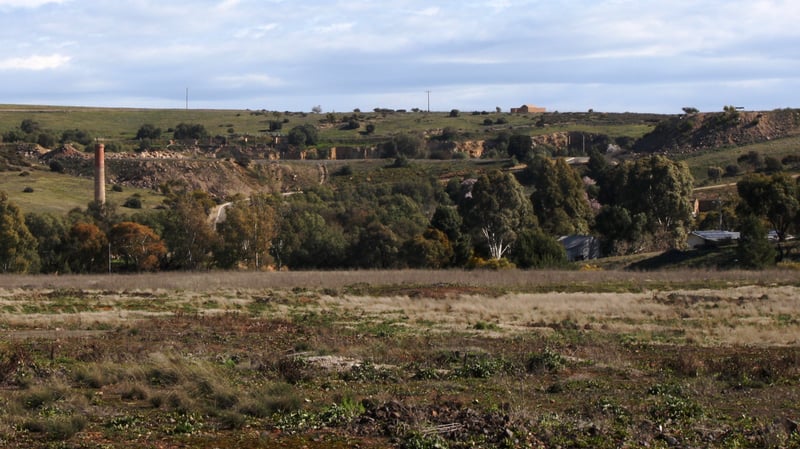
1, 0, 799, 113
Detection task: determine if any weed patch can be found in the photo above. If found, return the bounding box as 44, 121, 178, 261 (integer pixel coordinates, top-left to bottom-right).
25, 416, 86, 441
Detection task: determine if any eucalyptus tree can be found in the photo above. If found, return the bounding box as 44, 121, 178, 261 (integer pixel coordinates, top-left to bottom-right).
597, 155, 693, 250
0, 192, 38, 273
458, 170, 535, 260
737, 173, 798, 242
528, 157, 593, 236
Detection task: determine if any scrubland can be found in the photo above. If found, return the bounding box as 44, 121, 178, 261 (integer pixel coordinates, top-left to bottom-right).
0, 269, 799, 448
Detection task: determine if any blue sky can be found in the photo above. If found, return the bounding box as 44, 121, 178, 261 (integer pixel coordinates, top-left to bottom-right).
1, 0, 798, 113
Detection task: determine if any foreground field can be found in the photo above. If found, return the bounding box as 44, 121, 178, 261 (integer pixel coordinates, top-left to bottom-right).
1, 270, 799, 448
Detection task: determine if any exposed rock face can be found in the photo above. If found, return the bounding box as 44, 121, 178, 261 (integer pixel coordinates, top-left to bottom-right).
108, 158, 258, 199
426, 140, 486, 158
634, 109, 800, 154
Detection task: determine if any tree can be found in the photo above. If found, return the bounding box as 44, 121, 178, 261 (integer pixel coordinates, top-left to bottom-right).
173, 123, 208, 140
587, 148, 609, 183
136, 124, 162, 140
109, 222, 165, 271
528, 157, 593, 236
440, 127, 457, 141
403, 228, 454, 268
380, 133, 425, 159
65, 222, 107, 273
214, 194, 277, 270
598, 155, 694, 249
375, 193, 428, 240
49, 160, 64, 173
60, 128, 93, 146
275, 208, 347, 269
458, 170, 535, 259
593, 205, 647, 255
510, 228, 567, 268
344, 119, 360, 130
82, 200, 119, 234
725, 164, 741, 177
707, 166, 723, 182
0, 192, 39, 273
287, 124, 319, 147
158, 188, 218, 269
507, 134, 533, 160
20, 119, 40, 134
737, 214, 776, 269
696, 198, 737, 231
449, 109, 460, 117
682, 107, 699, 114
37, 132, 56, 148
736, 173, 798, 242
430, 205, 471, 265
764, 156, 783, 173
350, 221, 402, 268
2, 129, 26, 143
737, 151, 763, 171
25, 212, 68, 273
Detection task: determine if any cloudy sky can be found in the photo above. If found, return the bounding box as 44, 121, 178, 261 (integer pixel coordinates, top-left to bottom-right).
1, 0, 798, 113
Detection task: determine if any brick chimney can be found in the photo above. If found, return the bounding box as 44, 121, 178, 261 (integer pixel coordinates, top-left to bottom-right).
94, 142, 105, 204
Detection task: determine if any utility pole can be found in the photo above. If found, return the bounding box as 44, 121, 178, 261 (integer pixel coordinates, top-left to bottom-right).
426, 90, 431, 113
185, 88, 189, 110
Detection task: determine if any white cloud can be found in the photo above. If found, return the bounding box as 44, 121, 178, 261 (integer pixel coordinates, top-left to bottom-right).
234, 23, 279, 39
0, 0, 797, 112
415, 7, 440, 17
215, 0, 239, 12
0, 0, 65, 7
420, 55, 504, 65
0, 54, 70, 70
315, 22, 354, 34
215, 74, 285, 88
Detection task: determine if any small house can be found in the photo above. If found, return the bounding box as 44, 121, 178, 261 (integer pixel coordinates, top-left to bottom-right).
558, 235, 600, 262
687, 230, 740, 249
510, 104, 546, 114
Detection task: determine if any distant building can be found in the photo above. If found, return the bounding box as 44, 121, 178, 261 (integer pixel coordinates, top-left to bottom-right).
563, 157, 590, 166
558, 235, 600, 262
510, 104, 546, 114
687, 230, 740, 249
691, 198, 722, 218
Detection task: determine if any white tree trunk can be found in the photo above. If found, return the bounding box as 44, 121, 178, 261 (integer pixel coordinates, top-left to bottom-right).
482, 227, 509, 260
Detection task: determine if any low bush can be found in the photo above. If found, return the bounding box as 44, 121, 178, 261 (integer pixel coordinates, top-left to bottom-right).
526, 348, 566, 373
118, 382, 149, 401
238, 386, 302, 418
20, 385, 65, 410
21, 415, 87, 441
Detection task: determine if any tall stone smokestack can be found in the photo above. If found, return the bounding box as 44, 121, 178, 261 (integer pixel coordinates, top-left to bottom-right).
94, 142, 105, 205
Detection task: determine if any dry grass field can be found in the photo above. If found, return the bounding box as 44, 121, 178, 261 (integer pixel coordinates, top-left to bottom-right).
0, 269, 799, 448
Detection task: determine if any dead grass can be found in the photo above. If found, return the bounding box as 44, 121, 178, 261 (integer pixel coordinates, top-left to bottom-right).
1, 268, 797, 291
0, 271, 799, 448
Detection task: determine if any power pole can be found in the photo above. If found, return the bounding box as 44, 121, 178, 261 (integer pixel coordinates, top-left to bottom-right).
185, 88, 189, 110
426, 90, 431, 113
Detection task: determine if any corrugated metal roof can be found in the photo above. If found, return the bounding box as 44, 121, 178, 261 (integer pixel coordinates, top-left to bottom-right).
690, 230, 740, 241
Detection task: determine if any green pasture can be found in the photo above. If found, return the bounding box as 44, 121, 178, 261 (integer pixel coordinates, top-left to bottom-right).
0, 105, 661, 147
0, 166, 164, 215
677, 134, 800, 183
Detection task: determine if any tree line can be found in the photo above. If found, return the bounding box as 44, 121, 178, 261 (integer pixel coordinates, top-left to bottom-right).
2, 148, 797, 273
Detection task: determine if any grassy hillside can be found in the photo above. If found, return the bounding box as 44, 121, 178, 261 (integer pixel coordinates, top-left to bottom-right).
0, 105, 663, 146
0, 166, 164, 215
676, 134, 800, 184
